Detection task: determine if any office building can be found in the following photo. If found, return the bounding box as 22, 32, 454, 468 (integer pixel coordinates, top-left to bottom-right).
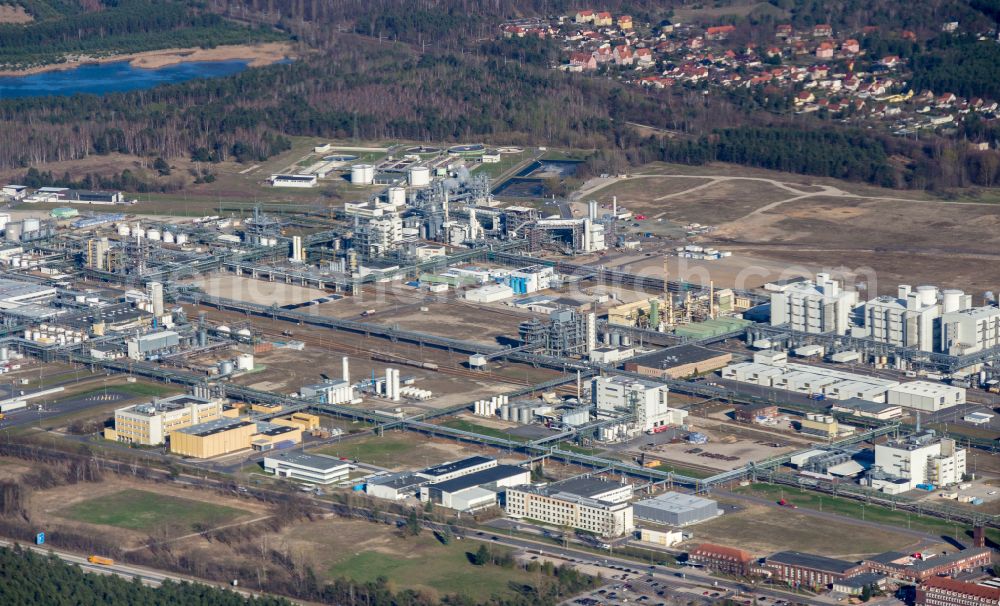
764, 551, 866, 587
105, 394, 221, 446
867, 548, 992, 583
505, 479, 634, 537
917, 576, 1000, 605
689, 543, 754, 576
263, 452, 351, 484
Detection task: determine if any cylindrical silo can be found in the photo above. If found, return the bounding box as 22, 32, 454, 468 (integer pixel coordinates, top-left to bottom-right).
146, 229, 161, 241
407, 166, 431, 187
387, 186, 406, 206
351, 164, 375, 185
500, 405, 510, 421
942, 289, 964, 313
916, 285, 937, 307
163, 231, 175, 244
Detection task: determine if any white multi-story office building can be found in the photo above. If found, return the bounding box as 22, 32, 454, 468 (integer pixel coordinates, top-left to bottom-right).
505, 478, 634, 537
770, 273, 858, 335
263, 452, 351, 484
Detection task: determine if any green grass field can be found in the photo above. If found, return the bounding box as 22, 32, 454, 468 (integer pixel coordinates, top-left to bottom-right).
328, 538, 536, 601
440, 419, 529, 443
57, 489, 246, 533
312, 432, 459, 468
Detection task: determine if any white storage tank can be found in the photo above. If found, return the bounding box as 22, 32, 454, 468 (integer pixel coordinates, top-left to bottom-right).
236, 328, 252, 338
407, 166, 431, 187
387, 186, 406, 206
146, 229, 161, 241
942, 289, 964, 313
351, 164, 375, 185
175, 233, 188, 245
219, 361, 234, 375
163, 231, 175, 244
22, 218, 40, 232
236, 354, 254, 371
216, 325, 231, 334
916, 285, 938, 307
117, 224, 131, 237
134, 228, 145, 239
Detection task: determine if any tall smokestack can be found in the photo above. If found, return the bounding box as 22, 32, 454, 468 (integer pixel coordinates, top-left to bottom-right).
342, 356, 350, 383
385, 368, 392, 398
392, 369, 401, 402
588, 200, 598, 220
612, 196, 617, 218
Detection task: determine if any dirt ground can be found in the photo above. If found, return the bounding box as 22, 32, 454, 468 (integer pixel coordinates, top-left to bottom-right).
0, 5, 32, 23
682, 501, 926, 558
641, 424, 797, 472
581, 165, 1000, 296
186, 274, 328, 307
310, 285, 537, 346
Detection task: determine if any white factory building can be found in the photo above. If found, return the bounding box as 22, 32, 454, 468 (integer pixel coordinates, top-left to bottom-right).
941, 305, 1000, 355
419, 464, 530, 511
769, 273, 858, 335
300, 380, 354, 405
885, 381, 966, 412
871, 432, 966, 492
263, 452, 351, 484
591, 375, 688, 440
505, 477, 634, 537
722, 361, 899, 402
860, 285, 942, 352
268, 174, 317, 188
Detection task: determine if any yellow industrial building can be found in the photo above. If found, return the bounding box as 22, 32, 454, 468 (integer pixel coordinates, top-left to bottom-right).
104, 395, 221, 446
170, 418, 302, 459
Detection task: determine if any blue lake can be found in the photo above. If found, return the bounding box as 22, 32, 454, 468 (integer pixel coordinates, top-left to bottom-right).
0, 59, 252, 98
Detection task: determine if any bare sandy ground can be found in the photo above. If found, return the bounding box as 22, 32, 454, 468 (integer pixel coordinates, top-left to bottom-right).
0, 5, 32, 24
0, 42, 295, 76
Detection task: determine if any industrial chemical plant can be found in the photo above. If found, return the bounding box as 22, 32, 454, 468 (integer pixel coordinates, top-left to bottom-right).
0, 141, 998, 606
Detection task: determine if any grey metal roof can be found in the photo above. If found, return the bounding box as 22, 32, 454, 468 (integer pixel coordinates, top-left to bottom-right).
429, 464, 527, 494
767, 551, 859, 574
420, 456, 494, 478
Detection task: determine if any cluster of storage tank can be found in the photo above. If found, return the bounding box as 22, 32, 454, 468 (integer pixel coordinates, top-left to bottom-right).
217, 353, 254, 376
499, 401, 553, 424
214, 326, 254, 341
24, 324, 87, 345
472, 395, 509, 416
399, 386, 432, 400
603, 332, 633, 347
117, 223, 188, 245
4, 256, 41, 268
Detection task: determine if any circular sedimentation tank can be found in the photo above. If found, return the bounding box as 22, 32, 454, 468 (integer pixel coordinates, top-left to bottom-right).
404, 146, 441, 155
448, 143, 485, 155
323, 154, 358, 162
